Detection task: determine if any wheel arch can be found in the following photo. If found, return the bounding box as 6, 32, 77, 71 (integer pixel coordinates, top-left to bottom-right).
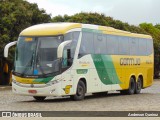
130, 75, 136, 83
138, 75, 144, 88
79, 78, 87, 93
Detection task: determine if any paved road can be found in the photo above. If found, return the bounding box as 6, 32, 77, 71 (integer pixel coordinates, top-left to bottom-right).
0, 80, 160, 111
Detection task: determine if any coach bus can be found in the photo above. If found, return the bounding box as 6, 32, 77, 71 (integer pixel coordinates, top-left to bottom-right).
4, 23, 154, 101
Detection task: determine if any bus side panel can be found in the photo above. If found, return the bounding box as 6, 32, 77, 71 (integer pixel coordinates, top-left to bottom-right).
72, 55, 101, 94
89, 68, 102, 92
61, 70, 74, 96
91, 54, 122, 91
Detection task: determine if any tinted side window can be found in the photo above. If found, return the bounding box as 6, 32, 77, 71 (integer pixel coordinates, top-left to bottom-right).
129, 37, 138, 55
146, 39, 153, 55
106, 35, 119, 55
62, 32, 80, 68
71, 32, 80, 58
119, 36, 129, 55
138, 38, 147, 55
64, 32, 80, 58
79, 32, 94, 57
64, 32, 72, 40
94, 33, 106, 54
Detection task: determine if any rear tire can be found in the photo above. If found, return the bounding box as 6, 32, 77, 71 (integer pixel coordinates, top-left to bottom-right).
70, 81, 86, 101
33, 96, 46, 101
135, 77, 142, 94
127, 77, 136, 95
120, 77, 135, 95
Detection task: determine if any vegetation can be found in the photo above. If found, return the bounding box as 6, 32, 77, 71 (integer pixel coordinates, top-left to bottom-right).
52, 13, 147, 34
0, 0, 51, 59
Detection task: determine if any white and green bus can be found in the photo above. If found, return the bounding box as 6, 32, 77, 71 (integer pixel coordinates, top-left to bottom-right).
4, 23, 154, 101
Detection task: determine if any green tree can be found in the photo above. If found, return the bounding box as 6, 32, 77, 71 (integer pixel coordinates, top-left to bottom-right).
155, 24, 160, 30
0, 0, 51, 56
52, 12, 147, 34
140, 23, 160, 54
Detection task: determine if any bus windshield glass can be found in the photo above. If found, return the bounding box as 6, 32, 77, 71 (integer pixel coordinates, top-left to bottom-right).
14, 36, 63, 76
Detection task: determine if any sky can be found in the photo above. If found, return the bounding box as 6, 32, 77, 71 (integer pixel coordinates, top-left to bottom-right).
26, 0, 160, 25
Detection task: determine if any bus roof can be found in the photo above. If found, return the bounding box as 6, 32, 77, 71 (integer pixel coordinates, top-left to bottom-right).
20, 22, 152, 39
20, 23, 81, 36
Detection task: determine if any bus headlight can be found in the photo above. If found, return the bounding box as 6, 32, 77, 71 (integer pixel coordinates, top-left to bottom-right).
46, 80, 61, 86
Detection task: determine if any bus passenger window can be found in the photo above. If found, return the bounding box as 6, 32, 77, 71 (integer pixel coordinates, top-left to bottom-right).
147, 39, 153, 55
94, 34, 106, 54
118, 36, 129, 55
138, 38, 147, 55
129, 37, 138, 55
106, 35, 119, 55
79, 32, 94, 57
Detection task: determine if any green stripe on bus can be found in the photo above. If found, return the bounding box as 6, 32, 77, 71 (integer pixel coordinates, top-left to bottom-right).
33, 77, 53, 83
91, 54, 121, 85
77, 69, 88, 74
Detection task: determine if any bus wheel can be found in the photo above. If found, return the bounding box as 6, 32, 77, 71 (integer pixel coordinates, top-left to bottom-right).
127, 77, 136, 95
135, 77, 142, 94
33, 96, 46, 101
70, 81, 86, 101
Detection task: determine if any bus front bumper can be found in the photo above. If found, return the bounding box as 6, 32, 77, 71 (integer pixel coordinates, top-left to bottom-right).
12, 82, 62, 97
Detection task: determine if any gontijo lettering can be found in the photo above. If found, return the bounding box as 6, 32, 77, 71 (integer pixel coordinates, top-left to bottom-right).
120, 58, 140, 66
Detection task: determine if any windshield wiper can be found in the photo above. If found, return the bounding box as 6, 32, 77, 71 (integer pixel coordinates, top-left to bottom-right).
36, 53, 47, 78
21, 52, 34, 77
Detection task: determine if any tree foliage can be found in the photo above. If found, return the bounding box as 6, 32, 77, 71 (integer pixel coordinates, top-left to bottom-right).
140, 23, 160, 54
52, 12, 147, 34
0, 0, 51, 57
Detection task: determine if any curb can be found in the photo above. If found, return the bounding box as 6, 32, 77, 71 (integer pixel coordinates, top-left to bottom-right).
0, 86, 12, 90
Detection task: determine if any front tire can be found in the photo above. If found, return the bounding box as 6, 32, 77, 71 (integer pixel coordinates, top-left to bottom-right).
33, 96, 46, 101
70, 81, 86, 101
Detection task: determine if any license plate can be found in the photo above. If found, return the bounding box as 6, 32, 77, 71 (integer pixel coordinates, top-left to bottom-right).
28, 90, 37, 94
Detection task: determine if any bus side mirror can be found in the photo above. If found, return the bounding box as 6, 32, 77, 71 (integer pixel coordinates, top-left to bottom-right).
57, 40, 71, 58
4, 41, 17, 58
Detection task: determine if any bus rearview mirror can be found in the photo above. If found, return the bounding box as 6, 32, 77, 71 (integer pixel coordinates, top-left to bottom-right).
57, 40, 72, 58
4, 41, 17, 58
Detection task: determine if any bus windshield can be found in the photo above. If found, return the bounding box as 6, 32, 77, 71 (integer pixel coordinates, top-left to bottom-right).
14, 36, 63, 76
